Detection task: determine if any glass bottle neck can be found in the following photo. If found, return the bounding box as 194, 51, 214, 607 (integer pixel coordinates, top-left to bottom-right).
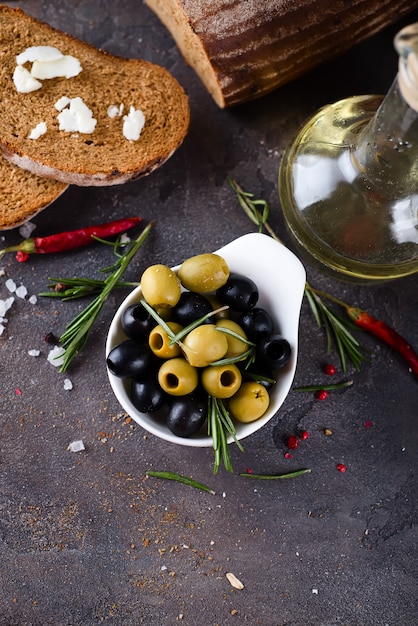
353, 75, 418, 189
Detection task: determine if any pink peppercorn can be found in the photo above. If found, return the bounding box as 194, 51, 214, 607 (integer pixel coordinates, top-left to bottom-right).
315, 389, 328, 401
364, 420, 372, 428
336, 463, 347, 473
284, 452, 293, 459
299, 430, 309, 440
16, 251, 29, 262
324, 363, 336, 376
286, 435, 299, 449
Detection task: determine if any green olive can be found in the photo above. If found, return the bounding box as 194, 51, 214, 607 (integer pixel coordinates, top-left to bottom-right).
158, 358, 198, 396
149, 322, 183, 359
215, 319, 248, 359
182, 324, 228, 367
141, 264, 181, 308
178, 253, 229, 293
201, 364, 242, 398
229, 382, 270, 423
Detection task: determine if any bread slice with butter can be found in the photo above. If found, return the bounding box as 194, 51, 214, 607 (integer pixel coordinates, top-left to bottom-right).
0, 5, 190, 186
0, 155, 68, 230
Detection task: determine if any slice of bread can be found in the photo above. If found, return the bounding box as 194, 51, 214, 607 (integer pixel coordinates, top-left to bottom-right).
0, 155, 68, 230
0, 5, 190, 186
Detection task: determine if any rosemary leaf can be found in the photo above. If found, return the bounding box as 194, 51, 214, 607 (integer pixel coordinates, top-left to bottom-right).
54, 221, 154, 372
146, 470, 216, 495
239, 469, 311, 480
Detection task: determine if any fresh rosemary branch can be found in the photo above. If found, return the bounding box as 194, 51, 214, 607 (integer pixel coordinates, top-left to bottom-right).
42, 221, 154, 372
140, 299, 247, 474
146, 470, 216, 495
228, 177, 370, 372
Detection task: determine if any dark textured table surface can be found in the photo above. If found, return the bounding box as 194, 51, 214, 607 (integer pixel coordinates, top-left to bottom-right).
1, 2, 417, 625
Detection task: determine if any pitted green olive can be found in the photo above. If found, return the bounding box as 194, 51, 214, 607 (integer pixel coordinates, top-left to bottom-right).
201, 364, 242, 398
182, 324, 228, 367
215, 319, 248, 359
141, 264, 181, 308
149, 322, 183, 359
158, 357, 198, 396
229, 382, 270, 423
178, 253, 229, 293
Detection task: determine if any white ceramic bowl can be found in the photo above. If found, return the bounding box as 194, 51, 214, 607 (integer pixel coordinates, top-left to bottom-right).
106, 233, 306, 447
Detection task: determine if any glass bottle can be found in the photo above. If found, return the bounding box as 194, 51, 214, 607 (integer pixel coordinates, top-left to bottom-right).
279, 23, 418, 281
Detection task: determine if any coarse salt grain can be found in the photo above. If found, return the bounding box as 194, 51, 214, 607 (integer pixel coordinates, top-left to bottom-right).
15, 285, 28, 299
28, 349, 40, 357
63, 378, 73, 390
29, 295, 37, 305
47, 345, 66, 367
19, 221, 36, 239
0, 297, 14, 317
67, 440, 85, 452
5, 278, 16, 293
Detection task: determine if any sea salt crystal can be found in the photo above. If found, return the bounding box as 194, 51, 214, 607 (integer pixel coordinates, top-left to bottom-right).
5, 278, 16, 293
29, 295, 37, 305
63, 378, 73, 390
68, 440, 85, 452
0, 324, 5, 336
0, 297, 14, 317
47, 345, 66, 367
28, 349, 40, 357
15, 285, 28, 299
19, 221, 36, 239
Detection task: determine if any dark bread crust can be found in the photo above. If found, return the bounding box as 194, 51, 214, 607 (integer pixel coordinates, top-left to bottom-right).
145, 0, 417, 108
0, 5, 190, 186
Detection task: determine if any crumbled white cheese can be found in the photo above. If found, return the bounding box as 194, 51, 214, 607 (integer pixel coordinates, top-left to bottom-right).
16, 46, 63, 65
28, 349, 41, 357
123, 106, 145, 141
68, 440, 85, 452
31, 55, 82, 80
107, 103, 124, 118
57, 97, 97, 134
55, 96, 71, 111
47, 345, 66, 367
28, 122, 47, 140
13, 65, 42, 93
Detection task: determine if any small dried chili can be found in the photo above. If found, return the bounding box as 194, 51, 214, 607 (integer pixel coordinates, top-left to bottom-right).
0, 217, 141, 259
347, 306, 418, 379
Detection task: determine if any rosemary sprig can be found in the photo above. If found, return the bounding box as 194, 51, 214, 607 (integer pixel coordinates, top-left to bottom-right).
44, 221, 154, 372
228, 177, 370, 372
293, 379, 353, 392
146, 470, 216, 495
39, 277, 137, 300
239, 468, 311, 480
140, 300, 247, 473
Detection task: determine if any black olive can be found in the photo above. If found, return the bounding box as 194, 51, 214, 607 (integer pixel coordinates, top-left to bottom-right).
131, 374, 167, 413
216, 273, 259, 312
171, 291, 213, 326
239, 307, 275, 341
166, 393, 208, 437
106, 340, 153, 378
244, 360, 276, 390
256, 334, 292, 369
121, 303, 156, 340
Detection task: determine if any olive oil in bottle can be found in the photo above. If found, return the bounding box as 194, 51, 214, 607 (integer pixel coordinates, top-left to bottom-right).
279, 23, 418, 281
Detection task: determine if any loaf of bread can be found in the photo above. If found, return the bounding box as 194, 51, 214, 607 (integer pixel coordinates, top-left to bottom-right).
0, 156, 68, 230
145, 0, 417, 108
0, 5, 190, 185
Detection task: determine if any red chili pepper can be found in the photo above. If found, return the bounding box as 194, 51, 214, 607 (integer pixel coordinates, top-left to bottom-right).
0, 217, 141, 259
347, 306, 418, 379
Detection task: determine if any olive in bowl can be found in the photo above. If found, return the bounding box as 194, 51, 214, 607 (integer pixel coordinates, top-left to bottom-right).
106, 233, 305, 448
